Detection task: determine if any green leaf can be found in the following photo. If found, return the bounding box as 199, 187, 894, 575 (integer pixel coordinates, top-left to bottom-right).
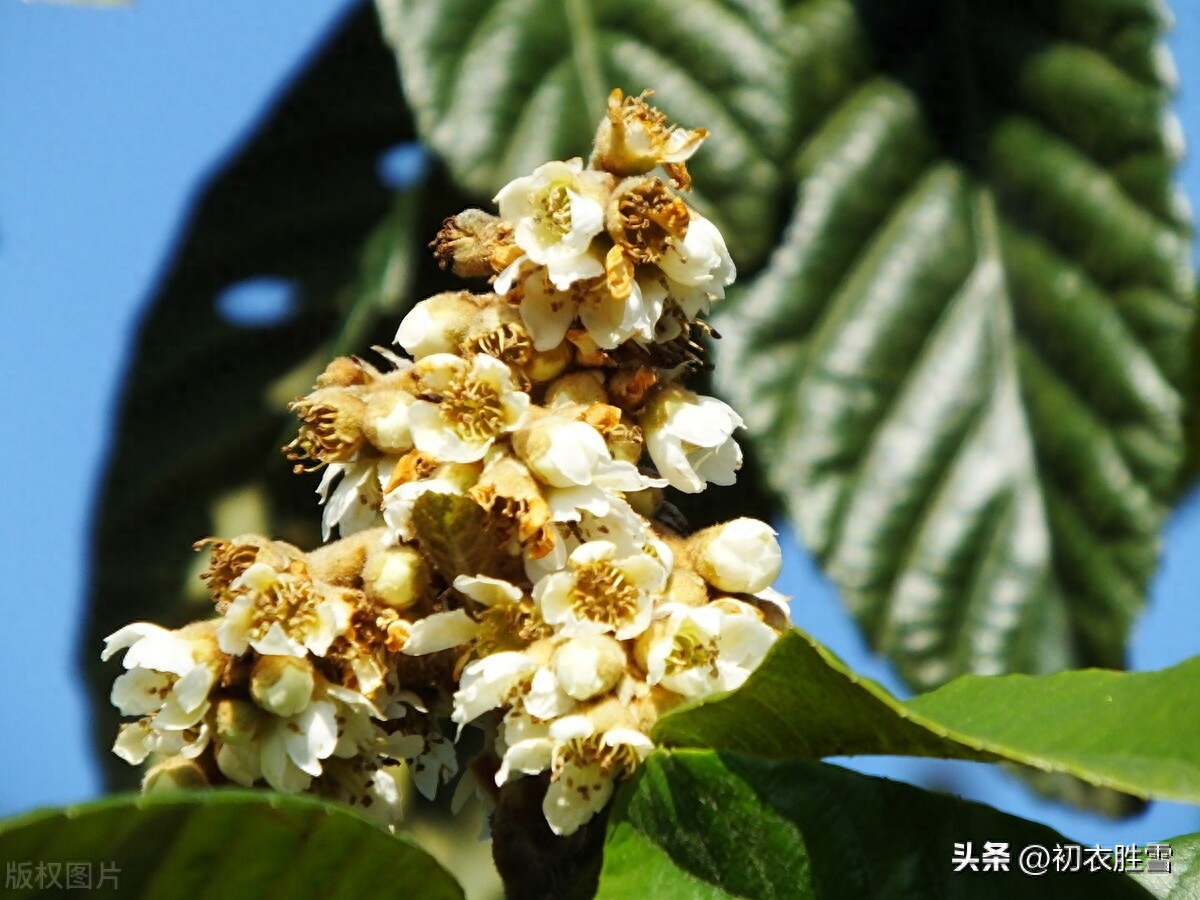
375, 0, 793, 267
0, 790, 463, 899
598, 750, 1153, 899
81, 3, 470, 789
654, 629, 1200, 804
713, 1, 1195, 695
1137, 831, 1200, 899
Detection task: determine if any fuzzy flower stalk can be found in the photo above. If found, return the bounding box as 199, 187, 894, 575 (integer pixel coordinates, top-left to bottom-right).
104, 89, 790, 840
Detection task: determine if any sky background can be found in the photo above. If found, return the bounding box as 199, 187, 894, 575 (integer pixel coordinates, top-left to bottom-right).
3, 0, 1200, 854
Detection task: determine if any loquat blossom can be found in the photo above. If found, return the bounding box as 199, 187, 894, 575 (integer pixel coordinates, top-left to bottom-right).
494, 158, 611, 291
641, 384, 744, 493
104, 88, 791, 842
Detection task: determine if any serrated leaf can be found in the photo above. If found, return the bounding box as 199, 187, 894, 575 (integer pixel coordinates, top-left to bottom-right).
411, 491, 506, 582
714, 1, 1195, 695
375, 0, 793, 267
0, 790, 463, 899
1137, 831, 1200, 899
598, 751, 1153, 900
654, 629, 1200, 804
80, 3, 472, 789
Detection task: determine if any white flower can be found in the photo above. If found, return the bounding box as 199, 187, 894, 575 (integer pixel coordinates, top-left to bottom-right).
402, 609, 479, 656
657, 212, 735, 299
408, 354, 530, 463
452, 652, 538, 730
217, 562, 351, 659
217, 699, 340, 793
640, 601, 777, 698
451, 651, 571, 733
495, 158, 610, 291
386, 726, 459, 802
495, 707, 654, 836
641, 385, 743, 493
104, 622, 221, 764
516, 267, 667, 351
693, 518, 782, 594
534, 541, 666, 640
317, 458, 385, 540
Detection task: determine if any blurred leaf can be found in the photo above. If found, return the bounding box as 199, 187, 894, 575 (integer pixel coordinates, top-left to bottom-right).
598, 751, 1153, 899
655, 629, 1200, 804
0, 790, 462, 899
714, 1, 1195, 698
375, 0, 794, 268
1175, 280, 1200, 495
82, 2, 470, 789
1137, 831, 1200, 899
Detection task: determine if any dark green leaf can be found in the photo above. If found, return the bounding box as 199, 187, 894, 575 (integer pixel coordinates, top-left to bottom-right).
655, 629, 1200, 804
376, 0, 793, 267
598, 750, 1153, 899
0, 790, 462, 899
714, 0, 1194, 696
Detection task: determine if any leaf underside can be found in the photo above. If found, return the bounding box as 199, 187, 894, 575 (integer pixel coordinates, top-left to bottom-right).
0, 790, 463, 900
598, 751, 1154, 900
712, 0, 1194, 696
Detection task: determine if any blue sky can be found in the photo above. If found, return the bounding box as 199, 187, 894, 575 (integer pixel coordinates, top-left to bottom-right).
2, 0, 1199, 852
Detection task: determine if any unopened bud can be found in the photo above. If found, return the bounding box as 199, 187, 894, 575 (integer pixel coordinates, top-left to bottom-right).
363, 544, 429, 610
691, 518, 782, 595
429, 209, 516, 278
553, 635, 628, 701
215, 698, 261, 746
543, 370, 608, 408
525, 342, 573, 383
142, 756, 208, 794
363, 390, 416, 454
250, 656, 315, 718
395, 291, 484, 360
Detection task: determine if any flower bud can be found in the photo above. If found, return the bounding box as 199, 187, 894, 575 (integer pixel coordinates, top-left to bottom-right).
142, 757, 209, 794
691, 518, 782, 595
395, 291, 484, 360
513, 417, 607, 488
429, 208, 517, 278
363, 544, 428, 609
525, 341, 573, 383
284, 390, 367, 471
553, 635, 628, 701
215, 698, 260, 746
250, 656, 315, 718
363, 390, 416, 454
543, 370, 608, 408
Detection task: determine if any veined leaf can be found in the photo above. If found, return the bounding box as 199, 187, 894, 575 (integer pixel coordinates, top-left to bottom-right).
375, 0, 794, 267
598, 751, 1153, 900
714, 0, 1195, 692
0, 790, 463, 899
655, 629, 1200, 804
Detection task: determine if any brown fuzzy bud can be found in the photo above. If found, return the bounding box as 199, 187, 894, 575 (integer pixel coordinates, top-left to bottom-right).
430, 209, 517, 279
